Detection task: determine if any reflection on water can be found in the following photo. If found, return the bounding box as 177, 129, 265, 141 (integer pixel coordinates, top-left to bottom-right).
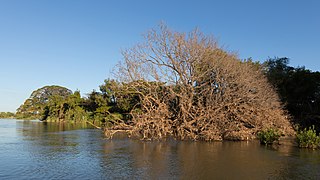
0, 119, 319, 179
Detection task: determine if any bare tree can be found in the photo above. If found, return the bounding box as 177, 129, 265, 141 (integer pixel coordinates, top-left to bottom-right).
110, 24, 294, 141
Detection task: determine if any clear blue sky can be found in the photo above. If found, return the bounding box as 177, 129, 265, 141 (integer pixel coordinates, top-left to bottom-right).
0, 0, 319, 112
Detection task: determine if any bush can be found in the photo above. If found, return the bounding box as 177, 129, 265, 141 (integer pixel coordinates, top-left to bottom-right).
296, 126, 320, 149
257, 129, 281, 145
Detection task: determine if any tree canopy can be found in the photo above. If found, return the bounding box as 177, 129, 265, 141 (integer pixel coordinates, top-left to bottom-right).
264, 57, 320, 131
16, 85, 72, 119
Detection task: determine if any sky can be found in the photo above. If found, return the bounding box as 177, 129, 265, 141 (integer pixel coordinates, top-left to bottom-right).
0, 0, 319, 112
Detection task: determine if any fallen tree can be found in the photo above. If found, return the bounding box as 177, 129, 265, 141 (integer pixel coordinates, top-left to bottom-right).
107, 24, 294, 141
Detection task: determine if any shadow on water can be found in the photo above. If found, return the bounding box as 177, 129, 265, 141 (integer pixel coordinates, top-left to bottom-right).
100, 133, 320, 179
0, 119, 319, 179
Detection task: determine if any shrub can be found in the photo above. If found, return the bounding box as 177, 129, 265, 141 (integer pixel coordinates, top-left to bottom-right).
296, 126, 320, 149
257, 128, 281, 145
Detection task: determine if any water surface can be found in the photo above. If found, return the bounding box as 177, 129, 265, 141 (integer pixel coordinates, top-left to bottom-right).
0, 119, 319, 179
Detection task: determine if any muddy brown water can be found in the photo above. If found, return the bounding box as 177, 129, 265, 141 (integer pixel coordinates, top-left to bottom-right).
0, 119, 319, 179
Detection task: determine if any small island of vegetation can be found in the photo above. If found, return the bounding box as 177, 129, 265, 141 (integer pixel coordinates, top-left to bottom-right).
3, 25, 320, 149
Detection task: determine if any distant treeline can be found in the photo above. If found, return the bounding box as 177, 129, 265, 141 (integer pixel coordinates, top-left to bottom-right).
0, 112, 15, 119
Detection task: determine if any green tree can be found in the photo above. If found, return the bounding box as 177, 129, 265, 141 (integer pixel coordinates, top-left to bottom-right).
41, 91, 90, 122
0, 112, 15, 119
99, 79, 141, 122
264, 57, 320, 130
16, 85, 72, 120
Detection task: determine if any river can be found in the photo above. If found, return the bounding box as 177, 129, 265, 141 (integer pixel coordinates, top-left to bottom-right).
0, 119, 319, 179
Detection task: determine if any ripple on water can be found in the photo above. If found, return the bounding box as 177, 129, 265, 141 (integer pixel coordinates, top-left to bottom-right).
0, 119, 320, 179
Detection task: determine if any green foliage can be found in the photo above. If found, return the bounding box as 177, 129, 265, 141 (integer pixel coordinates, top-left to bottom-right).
0, 112, 15, 119
99, 79, 141, 122
257, 128, 281, 145
16, 85, 72, 120
16, 80, 142, 126
264, 57, 320, 131
36, 80, 141, 124
296, 126, 320, 149
41, 91, 88, 122
65, 106, 88, 122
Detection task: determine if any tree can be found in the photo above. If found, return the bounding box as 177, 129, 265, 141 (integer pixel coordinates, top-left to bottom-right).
0, 112, 15, 119
264, 57, 320, 130
98, 79, 141, 123
111, 24, 294, 141
41, 90, 89, 122
16, 85, 72, 119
